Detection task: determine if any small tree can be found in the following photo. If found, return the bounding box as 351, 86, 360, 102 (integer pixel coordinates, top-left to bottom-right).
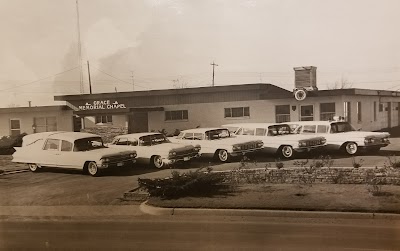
327, 77, 353, 90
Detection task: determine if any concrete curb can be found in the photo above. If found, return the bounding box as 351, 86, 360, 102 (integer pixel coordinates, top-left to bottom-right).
140, 201, 400, 219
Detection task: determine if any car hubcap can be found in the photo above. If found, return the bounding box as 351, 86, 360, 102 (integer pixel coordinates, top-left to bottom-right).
282, 146, 293, 158
154, 156, 163, 168
28, 164, 37, 171
88, 162, 98, 175
346, 143, 357, 154
219, 150, 228, 161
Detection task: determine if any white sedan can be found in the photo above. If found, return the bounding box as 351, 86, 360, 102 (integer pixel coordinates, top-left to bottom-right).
108, 132, 201, 168
170, 128, 264, 162
223, 123, 326, 159
286, 119, 390, 155
12, 132, 137, 176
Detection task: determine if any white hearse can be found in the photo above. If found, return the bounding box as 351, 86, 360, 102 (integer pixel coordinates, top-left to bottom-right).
12, 132, 137, 176
286, 118, 390, 155
222, 123, 326, 159
108, 132, 201, 168
170, 128, 264, 162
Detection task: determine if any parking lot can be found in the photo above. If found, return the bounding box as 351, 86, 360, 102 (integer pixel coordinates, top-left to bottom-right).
1, 138, 399, 206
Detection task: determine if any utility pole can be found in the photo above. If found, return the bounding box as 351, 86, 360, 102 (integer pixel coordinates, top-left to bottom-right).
87, 61, 92, 94
76, 0, 84, 93
210, 61, 218, 86
131, 71, 134, 91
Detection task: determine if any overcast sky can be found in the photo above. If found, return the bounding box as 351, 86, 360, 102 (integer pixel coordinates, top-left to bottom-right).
0, 0, 399, 107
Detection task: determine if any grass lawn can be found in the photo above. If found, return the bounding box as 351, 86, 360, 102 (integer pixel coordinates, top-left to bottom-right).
147, 184, 400, 213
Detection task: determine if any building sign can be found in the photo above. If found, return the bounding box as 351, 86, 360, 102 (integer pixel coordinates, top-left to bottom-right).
78, 100, 126, 110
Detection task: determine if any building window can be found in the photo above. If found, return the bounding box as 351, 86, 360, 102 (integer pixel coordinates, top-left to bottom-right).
300, 105, 314, 121
275, 105, 290, 123
95, 115, 112, 124
224, 107, 250, 118
373, 102, 377, 121
320, 103, 335, 121
165, 110, 188, 121
344, 102, 351, 122
10, 119, 21, 136
357, 101, 362, 122
34, 117, 57, 133
379, 103, 383, 112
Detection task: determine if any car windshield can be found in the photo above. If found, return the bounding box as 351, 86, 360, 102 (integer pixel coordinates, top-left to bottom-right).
74, 137, 106, 151
205, 129, 231, 140
330, 122, 355, 133
139, 134, 170, 146
267, 124, 292, 136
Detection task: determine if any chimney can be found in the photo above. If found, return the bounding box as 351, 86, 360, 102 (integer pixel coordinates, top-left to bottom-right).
28, 101, 32, 107
293, 66, 317, 90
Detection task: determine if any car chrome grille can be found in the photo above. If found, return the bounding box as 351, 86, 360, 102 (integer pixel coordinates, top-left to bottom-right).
240, 143, 257, 151
107, 154, 132, 163
306, 140, 322, 147
173, 149, 198, 159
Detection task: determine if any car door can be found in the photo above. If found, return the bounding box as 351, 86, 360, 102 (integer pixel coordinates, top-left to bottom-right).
57, 140, 83, 169
41, 138, 61, 167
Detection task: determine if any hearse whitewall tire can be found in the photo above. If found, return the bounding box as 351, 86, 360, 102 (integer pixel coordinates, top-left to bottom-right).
28, 163, 39, 172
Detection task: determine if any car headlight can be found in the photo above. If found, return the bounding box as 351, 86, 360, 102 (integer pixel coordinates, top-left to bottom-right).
321, 139, 327, 144
169, 151, 177, 157
298, 141, 307, 147
102, 158, 109, 163
364, 138, 373, 144
383, 138, 390, 143
129, 153, 136, 158
194, 145, 201, 151
257, 142, 264, 147
232, 145, 241, 151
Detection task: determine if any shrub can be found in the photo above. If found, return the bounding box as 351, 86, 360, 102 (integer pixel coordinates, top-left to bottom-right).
138, 168, 227, 199
0, 133, 27, 155
275, 159, 284, 169
384, 155, 400, 169
351, 157, 364, 168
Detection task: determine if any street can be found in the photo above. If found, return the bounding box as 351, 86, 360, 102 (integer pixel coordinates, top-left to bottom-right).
1, 215, 400, 250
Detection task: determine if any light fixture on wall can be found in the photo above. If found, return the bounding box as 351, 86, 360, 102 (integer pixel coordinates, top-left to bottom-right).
292, 106, 297, 111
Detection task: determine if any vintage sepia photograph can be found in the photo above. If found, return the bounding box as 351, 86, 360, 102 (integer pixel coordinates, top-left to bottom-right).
1, 0, 400, 249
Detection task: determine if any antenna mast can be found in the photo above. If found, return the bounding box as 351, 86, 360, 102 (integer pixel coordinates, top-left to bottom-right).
211, 61, 218, 86
76, 0, 84, 93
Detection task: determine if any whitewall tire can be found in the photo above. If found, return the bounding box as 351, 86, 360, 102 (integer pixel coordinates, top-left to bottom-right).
28, 163, 39, 172
280, 146, 294, 159
151, 156, 164, 169
86, 161, 99, 176
344, 142, 358, 155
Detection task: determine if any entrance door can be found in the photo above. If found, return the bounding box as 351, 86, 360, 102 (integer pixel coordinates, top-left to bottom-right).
128, 112, 148, 133
300, 105, 314, 121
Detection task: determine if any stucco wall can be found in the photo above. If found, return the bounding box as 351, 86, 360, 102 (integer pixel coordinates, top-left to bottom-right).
146, 95, 400, 134
0, 109, 74, 137
83, 115, 127, 128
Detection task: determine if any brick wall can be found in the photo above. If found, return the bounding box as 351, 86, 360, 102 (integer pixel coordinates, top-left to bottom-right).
218, 167, 400, 185
81, 126, 128, 143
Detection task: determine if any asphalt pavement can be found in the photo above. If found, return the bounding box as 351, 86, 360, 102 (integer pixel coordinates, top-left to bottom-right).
2, 213, 400, 250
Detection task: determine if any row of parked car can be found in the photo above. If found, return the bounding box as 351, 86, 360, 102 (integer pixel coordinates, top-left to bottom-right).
12, 117, 390, 176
